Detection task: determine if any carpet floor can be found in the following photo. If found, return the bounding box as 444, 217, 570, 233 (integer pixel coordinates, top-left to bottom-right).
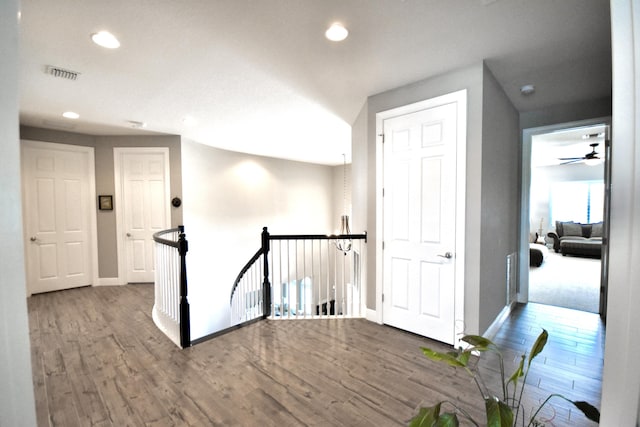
529, 250, 601, 313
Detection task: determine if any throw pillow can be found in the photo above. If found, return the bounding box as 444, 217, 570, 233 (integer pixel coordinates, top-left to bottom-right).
591, 222, 604, 237
562, 222, 583, 237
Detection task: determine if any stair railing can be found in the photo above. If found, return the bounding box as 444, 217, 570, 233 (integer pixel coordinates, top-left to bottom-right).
229, 247, 266, 325
230, 227, 367, 327
152, 226, 191, 348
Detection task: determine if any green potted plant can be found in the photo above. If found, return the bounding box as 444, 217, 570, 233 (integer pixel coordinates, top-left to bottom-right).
409, 329, 600, 426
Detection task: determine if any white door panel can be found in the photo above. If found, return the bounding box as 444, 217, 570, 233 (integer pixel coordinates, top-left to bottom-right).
390, 257, 410, 309
22, 141, 96, 294
382, 93, 465, 345
421, 158, 442, 242
116, 149, 170, 283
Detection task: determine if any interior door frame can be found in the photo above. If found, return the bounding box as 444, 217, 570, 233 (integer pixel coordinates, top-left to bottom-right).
374, 90, 467, 340
21, 139, 99, 296
518, 116, 611, 308
114, 147, 171, 284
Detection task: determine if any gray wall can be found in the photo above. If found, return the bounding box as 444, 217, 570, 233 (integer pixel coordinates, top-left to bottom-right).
520, 96, 611, 130
351, 101, 368, 231
356, 62, 487, 334
0, 0, 38, 423
19, 127, 182, 279
353, 61, 520, 335
478, 64, 520, 333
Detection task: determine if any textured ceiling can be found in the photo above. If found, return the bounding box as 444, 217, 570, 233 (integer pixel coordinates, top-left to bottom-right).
19, 0, 612, 165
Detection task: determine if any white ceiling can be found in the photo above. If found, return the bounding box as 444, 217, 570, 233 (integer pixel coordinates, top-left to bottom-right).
19, 0, 612, 165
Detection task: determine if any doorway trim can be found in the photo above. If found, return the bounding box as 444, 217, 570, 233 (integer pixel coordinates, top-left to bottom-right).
374, 90, 467, 340
519, 116, 611, 304
114, 147, 171, 284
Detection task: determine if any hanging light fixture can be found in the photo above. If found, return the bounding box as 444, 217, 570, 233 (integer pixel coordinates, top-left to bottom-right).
335, 154, 352, 255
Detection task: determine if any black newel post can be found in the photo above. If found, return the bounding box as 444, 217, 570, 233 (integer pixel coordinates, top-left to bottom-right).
178, 225, 191, 348
261, 227, 271, 318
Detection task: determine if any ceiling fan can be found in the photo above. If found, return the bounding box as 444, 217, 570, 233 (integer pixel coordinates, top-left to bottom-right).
558, 142, 602, 165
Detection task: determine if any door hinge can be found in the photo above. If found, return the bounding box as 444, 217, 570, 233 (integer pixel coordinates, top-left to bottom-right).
382, 241, 385, 250
382, 293, 385, 302
382, 188, 385, 197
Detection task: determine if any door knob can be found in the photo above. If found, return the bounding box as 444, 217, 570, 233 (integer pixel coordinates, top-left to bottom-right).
438, 251, 453, 259
30, 236, 37, 242
126, 233, 132, 237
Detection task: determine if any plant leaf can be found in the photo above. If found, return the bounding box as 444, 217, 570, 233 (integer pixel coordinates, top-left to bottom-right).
571, 400, 600, 423
456, 351, 471, 366
507, 355, 525, 386
462, 335, 494, 351
408, 403, 441, 427
421, 347, 468, 368
527, 329, 548, 367
485, 397, 513, 427
434, 412, 459, 427
532, 395, 601, 426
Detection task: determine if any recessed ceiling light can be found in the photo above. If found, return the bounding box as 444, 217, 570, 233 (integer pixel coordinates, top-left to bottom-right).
62, 111, 79, 119
325, 23, 349, 42
582, 132, 605, 139
91, 31, 120, 49
520, 84, 535, 96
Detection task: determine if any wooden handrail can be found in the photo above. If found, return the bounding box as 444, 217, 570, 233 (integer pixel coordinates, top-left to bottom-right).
152, 226, 184, 247
268, 232, 367, 242
230, 248, 264, 304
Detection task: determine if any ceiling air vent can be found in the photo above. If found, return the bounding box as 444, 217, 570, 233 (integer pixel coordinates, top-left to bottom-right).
45, 65, 80, 81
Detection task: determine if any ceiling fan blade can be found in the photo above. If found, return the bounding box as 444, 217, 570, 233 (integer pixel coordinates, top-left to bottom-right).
560, 159, 583, 165
557, 142, 601, 165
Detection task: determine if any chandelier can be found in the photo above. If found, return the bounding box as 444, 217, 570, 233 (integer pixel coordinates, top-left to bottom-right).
335, 154, 352, 255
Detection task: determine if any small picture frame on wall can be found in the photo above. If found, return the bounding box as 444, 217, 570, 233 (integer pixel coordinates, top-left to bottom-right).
98, 195, 113, 211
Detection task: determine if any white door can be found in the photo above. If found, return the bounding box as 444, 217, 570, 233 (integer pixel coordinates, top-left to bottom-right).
22, 141, 97, 295
381, 91, 466, 345
115, 148, 170, 283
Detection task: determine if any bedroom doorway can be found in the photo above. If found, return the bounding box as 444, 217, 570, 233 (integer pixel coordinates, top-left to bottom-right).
520, 119, 611, 317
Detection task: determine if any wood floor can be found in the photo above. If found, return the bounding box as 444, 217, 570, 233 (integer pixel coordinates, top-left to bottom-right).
479, 303, 604, 426
28, 285, 603, 426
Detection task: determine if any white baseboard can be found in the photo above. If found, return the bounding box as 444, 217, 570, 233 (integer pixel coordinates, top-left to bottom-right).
95, 277, 122, 286
366, 308, 381, 324
483, 302, 516, 341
